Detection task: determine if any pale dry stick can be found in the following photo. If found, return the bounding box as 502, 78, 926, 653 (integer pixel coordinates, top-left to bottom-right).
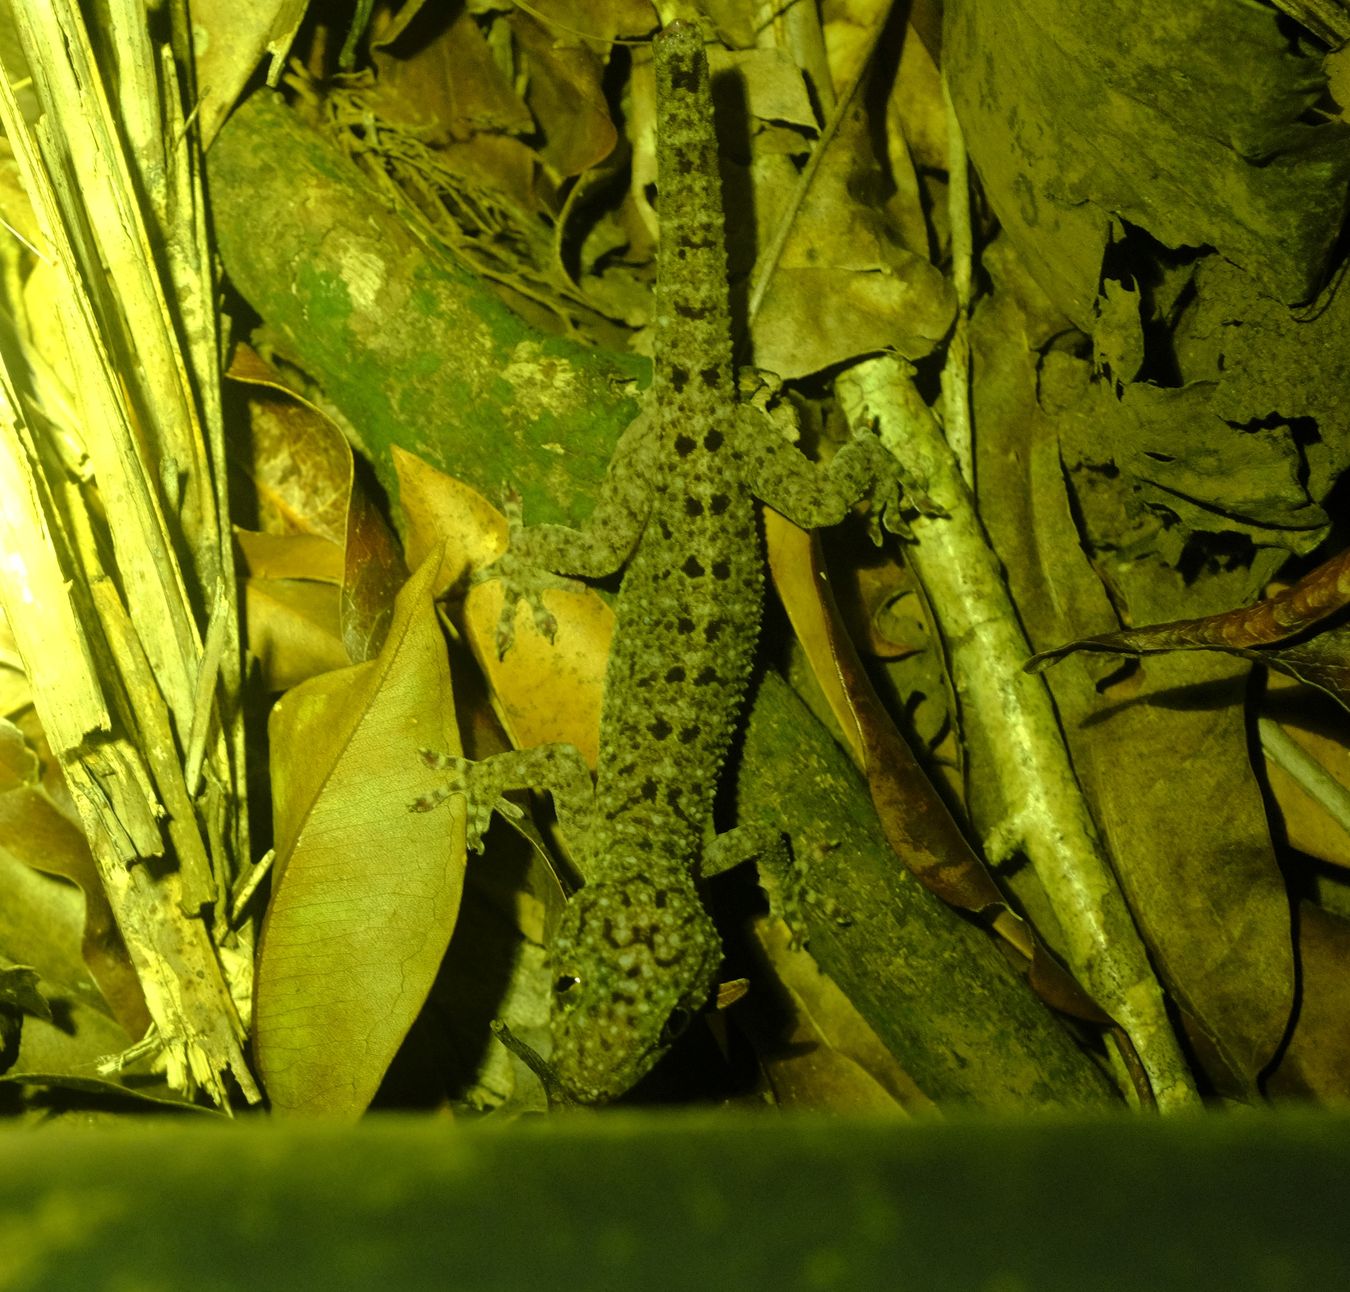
0, 375, 258, 1106
160, 33, 255, 907
0, 21, 259, 1103
1260, 718, 1350, 833
939, 74, 974, 488
837, 355, 1199, 1111
10, 1, 218, 720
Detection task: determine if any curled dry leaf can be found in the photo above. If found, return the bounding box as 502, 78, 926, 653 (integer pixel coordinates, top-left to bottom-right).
0, 720, 149, 1038
1026, 544, 1350, 712
228, 345, 409, 655
227, 345, 408, 665
254, 553, 463, 1117
395, 446, 609, 764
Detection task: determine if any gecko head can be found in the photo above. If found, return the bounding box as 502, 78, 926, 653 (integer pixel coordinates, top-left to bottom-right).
547, 873, 722, 1104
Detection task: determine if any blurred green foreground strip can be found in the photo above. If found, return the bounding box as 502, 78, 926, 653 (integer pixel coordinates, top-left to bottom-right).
3, 1111, 1346, 1289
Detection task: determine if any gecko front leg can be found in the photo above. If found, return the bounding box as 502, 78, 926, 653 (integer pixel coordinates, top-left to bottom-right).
735, 406, 903, 534
479, 412, 658, 654
413, 743, 595, 860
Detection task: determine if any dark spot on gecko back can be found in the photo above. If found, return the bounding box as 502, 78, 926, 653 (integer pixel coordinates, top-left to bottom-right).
710, 493, 730, 514
673, 233, 719, 256
674, 432, 695, 455
649, 717, 673, 741
711, 560, 731, 580
676, 302, 715, 322
679, 726, 700, 744
700, 368, 721, 389
669, 61, 702, 95
684, 497, 704, 517
682, 556, 704, 578
665, 665, 686, 683
694, 666, 718, 686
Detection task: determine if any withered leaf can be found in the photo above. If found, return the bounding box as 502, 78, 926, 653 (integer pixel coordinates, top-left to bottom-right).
1026, 544, 1350, 710
254, 553, 463, 1117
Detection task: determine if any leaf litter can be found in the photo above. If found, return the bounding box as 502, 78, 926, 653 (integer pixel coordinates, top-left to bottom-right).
2, 0, 1350, 1118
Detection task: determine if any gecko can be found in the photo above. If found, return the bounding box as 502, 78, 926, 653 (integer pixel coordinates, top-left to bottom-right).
415, 22, 897, 1104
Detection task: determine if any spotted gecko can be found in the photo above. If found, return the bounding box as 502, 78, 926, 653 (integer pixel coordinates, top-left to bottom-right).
417, 22, 896, 1103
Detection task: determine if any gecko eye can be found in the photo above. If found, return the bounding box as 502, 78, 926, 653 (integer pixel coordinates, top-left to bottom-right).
659, 1007, 692, 1046
553, 974, 580, 998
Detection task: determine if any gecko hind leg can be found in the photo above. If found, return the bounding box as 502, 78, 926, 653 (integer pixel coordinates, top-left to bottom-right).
705, 825, 851, 950
413, 743, 595, 854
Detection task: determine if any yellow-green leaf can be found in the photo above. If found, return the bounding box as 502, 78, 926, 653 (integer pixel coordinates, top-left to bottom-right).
256, 552, 463, 1116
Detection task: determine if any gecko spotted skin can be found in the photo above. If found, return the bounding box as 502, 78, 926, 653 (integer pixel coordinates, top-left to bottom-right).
417, 23, 895, 1103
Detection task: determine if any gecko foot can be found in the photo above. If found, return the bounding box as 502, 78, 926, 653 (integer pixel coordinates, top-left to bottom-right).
472, 486, 578, 657
777, 840, 853, 950
412, 749, 524, 850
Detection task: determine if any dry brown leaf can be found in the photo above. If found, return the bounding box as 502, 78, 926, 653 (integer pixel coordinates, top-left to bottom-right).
1072, 655, 1294, 1092
1266, 901, 1350, 1102
226, 345, 351, 540
243, 577, 348, 694
751, 70, 953, 378
189, 0, 310, 146
235, 531, 344, 584
0, 720, 148, 1039
229, 346, 407, 664
513, 12, 618, 180
395, 447, 609, 764
373, 8, 534, 144
254, 553, 462, 1117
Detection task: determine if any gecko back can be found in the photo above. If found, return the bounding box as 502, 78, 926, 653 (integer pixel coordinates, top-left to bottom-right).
545, 23, 762, 1101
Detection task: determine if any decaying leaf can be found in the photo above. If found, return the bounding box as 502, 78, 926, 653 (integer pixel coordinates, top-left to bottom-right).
749, 34, 954, 378
0, 782, 149, 1039
228, 346, 408, 666
395, 448, 609, 764
255, 554, 462, 1117
1026, 544, 1350, 712
944, 0, 1350, 324
1266, 902, 1350, 1102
